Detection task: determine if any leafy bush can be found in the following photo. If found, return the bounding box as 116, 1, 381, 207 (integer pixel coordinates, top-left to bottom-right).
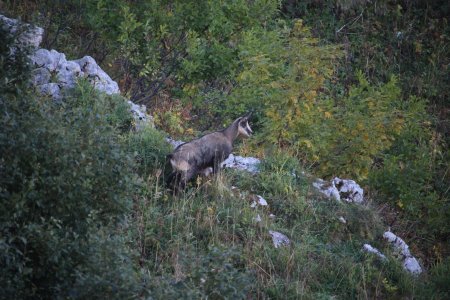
0, 34, 140, 298
369, 96, 450, 237
126, 125, 172, 179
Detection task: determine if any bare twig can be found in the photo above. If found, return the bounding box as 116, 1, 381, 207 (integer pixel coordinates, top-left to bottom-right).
336, 10, 364, 34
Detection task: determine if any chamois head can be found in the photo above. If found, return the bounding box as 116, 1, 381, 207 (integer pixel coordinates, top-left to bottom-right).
237, 112, 253, 138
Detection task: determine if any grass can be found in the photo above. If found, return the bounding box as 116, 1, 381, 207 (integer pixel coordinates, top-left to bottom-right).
129, 150, 431, 299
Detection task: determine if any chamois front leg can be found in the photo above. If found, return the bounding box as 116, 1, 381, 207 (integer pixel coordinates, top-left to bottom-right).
211, 152, 229, 175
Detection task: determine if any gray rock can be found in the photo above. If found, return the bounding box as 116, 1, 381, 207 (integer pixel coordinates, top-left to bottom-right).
166, 137, 185, 148
363, 244, 386, 260
127, 100, 153, 130
253, 214, 262, 223
30, 68, 51, 86
38, 83, 61, 99
338, 216, 347, 224
251, 195, 268, 208
56, 63, 81, 88
31, 49, 67, 70
383, 231, 422, 275
0, 14, 43, 50
221, 153, 260, 173
4, 15, 152, 131
313, 177, 364, 204
31, 50, 120, 95
74, 56, 119, 95
269, 230, 290, 248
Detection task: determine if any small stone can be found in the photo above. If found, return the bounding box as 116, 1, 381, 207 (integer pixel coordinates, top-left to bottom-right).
269, 230, 290, 248
383, 231, 422, 275
363, 244, 386, 260
338, 216, 347, 224
313, 177, 364, 204
403, 256, 422, 276
74, 56, 119, 94
256, 195, 268, 206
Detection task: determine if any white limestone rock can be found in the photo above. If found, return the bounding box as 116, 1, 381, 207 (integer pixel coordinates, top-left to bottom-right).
127, 100, 154, 130
31, 50, 120, 95
221, 153, 260, 173
313, 178, 341, 201
403, 257, 422, 276
338, 216, 347, 224
250, 195, 268, 208
256, 195, 268, 206
383, 231, 422, 275
363, 244, 386, 260
38, 83, 61, 99
0, 14, 43, 50
56, 61, 82, 88
313, 177, 364, 204
253, 214, 262, 223
74, 56, 119, 95
269, 231, 290, 248
31, 49, 67, 71
30, 68, 51, 86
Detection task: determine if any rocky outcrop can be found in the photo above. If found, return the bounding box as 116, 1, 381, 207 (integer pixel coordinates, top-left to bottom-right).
0, 15, 43, 51
0, 14, 152, 130
29, 49, 120, 99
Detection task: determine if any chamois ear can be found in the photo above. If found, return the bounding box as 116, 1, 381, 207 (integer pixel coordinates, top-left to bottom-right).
240, 111, 252, 122
244, 111, 252, 119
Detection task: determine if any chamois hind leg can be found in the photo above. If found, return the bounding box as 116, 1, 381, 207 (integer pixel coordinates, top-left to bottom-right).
168, 168, 198, 193
180, 168, 198, 188
167, 171, 187, 193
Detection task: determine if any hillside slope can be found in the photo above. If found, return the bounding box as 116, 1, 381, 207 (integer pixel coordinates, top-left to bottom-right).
1, 11, 448, 300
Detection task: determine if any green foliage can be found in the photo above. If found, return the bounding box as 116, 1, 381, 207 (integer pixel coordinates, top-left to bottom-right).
0, 38, 139, 298
369, 96, 450, 237
83, 0, 279, 102
274, 0, 450, 257
126, 125, 172, 179
3, 1, 450, 298
319, 72, 404, 179
232, 20, 404, 181
427, 258, 450, 298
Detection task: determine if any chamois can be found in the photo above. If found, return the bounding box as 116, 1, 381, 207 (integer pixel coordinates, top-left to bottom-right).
167, 113, 253, 189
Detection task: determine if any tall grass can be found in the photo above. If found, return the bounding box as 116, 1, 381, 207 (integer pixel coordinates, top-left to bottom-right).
130, 150, 437, 299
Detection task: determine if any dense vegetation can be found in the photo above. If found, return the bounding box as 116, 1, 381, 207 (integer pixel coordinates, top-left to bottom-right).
1, 0, 448, 299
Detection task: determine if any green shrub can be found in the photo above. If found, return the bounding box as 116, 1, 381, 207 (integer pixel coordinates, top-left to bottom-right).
369, 96, 450, 238
0, 35, 140, 298
126, 125, 172, 179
